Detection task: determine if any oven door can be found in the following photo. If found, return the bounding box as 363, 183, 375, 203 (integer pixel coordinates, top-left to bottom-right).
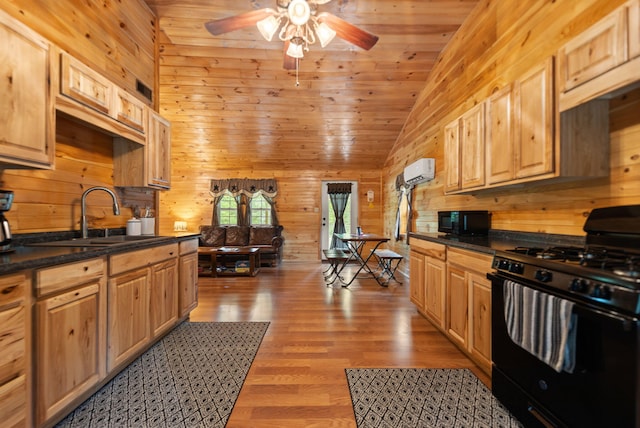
490, 273, 640, 428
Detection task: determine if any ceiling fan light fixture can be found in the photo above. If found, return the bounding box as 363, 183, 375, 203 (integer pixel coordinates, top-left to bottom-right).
288, 0, 311, 26
315, 22, 336, 47
257, 15, 280, 41
286, 39, 305, 58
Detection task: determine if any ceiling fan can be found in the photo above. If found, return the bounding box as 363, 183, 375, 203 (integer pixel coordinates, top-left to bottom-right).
204, 0, 379, 70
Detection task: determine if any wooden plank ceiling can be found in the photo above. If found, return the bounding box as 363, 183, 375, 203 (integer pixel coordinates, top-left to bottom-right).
144, 0, 479, 171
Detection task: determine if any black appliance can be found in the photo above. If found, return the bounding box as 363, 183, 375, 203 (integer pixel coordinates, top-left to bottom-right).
0, 190, 13, 253
489, 205, 640, 427
438, 210, 490, 236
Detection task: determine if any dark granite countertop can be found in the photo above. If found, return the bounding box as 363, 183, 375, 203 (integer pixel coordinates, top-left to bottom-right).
409, 230, 585, 255
0, 230, 200, 276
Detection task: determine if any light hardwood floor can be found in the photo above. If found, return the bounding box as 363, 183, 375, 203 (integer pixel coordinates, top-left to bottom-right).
190, 261, 490, 428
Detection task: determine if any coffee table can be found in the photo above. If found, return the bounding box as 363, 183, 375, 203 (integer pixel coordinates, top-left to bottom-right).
198, 247, 261, 277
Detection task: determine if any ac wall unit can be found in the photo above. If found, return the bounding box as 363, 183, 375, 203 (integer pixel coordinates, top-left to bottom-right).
404, 158, 435, 185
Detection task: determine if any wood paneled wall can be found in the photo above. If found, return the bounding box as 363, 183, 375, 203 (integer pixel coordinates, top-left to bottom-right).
158, 170, 383, 261
384, 0, 640, 264
0, 1, 157, 234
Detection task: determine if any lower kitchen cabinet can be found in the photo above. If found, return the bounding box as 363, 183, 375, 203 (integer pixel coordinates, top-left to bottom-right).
446, 248, 493, 374
108, 243, 179, 372
179, 238, 199, 317
0, 271, 30, 428
35, 258, 107, 426
107, 267, 150, 372
409, 239, 446, 329
150, 258, 178, 337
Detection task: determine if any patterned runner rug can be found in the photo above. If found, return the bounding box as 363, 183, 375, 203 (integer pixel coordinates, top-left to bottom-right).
345, 368, 523, 428
56, 321, 269, 428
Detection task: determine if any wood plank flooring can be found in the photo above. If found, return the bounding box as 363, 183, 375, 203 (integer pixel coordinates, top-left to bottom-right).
190, 261, 489, 428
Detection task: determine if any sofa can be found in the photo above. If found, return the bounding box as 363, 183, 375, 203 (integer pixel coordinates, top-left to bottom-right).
199, 225, 284, 266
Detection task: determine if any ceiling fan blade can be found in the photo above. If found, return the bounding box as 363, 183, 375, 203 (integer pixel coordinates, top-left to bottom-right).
283, 41, 297, 70
205, 9, 274, 36
316, 12, 379, 50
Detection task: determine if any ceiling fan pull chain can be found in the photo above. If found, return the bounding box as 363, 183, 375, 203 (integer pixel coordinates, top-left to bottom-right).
295, 57, 300, 87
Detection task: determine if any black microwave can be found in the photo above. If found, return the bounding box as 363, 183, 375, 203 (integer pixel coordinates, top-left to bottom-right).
438, 210, 490, 236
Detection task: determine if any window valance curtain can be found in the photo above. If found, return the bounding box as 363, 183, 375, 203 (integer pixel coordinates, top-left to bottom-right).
327, 182, 353, 194
210, 178, 279, 226
210, 178, 278, 198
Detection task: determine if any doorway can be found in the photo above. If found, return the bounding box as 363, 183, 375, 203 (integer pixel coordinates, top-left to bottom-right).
321, 181, 358, 259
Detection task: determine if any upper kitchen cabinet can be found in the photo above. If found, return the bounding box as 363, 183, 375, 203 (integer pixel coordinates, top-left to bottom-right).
487, 59, 554, 185
558, 0, 640, 111
447, 56, 609, 195
444, 103, 485, 192
113, 111, 172, 190
0, 9, 54, 169
55, 50, 147, 145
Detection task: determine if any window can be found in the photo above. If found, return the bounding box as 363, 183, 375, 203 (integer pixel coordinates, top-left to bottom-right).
218, 194, 238, 225
398, 188, 409, 236
250, 193, 271, 225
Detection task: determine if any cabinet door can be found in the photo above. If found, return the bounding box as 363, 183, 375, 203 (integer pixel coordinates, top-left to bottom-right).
460, 103, 485, 189
557, 8, 627, 93
0, 375, 26, 428
514, 58, 554, 178
147, 111, 171, 189
114, 88, 147, 133
60, 53, 113, 114
446, 264, 468, 348
409, 252, 425, 311
36, 280, 106, 425
631, 0, 640, 60
470, 272, 492, 373
424, 257, 446, 329
486, 85, 514, 184
150, 259, 178, 338
179, 252, 198, 317
108, 268, 150, 371
443, 118, 461, 192
0, 10, 53, 168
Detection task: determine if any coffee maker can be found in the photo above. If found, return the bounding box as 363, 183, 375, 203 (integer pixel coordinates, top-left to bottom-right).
0, 190, 14, 253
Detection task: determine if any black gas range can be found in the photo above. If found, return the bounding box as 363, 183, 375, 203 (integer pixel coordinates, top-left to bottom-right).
489, 205, 640, 428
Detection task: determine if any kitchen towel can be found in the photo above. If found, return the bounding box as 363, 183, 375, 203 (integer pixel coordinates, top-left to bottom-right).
503, 280, 577, 373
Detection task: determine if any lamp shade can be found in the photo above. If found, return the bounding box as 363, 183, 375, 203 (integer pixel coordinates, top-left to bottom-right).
257, 15, 279, 41
286, 41, 304, 58
316, 22, 336, 47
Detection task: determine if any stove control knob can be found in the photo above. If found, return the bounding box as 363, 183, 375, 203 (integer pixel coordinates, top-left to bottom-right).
570, 278, 588, 293
509, 263, 524, 274
535, 269, 552, 282
497, 259, 510, 270
592, 284, 612, 300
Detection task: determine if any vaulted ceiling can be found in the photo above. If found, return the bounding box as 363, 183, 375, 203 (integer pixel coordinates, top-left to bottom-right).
145, 0, 479, 171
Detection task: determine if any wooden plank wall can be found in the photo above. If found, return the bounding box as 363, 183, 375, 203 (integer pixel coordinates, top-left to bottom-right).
157, 169, 383, 262
384, 0, 640, 265
0, 1, 157, 234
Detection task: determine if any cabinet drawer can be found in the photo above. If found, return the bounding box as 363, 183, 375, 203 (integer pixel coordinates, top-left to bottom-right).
110, 243, 179, 276
114, 88, 146, 133
36, 257, 105, 297
0, 374, 26, 428
0, 272, 28, 308
447, 247, 493, 273
179, 238, 199, 255
0, 305, 25, 387
60, 53, 113, 114
410, 239, 446, 260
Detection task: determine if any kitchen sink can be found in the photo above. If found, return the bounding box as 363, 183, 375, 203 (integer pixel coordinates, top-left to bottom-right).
27, 235, 172, 247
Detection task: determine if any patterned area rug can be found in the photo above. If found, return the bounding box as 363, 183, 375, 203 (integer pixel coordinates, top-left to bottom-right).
56, 321, 269, 428
345, 368, 523, 428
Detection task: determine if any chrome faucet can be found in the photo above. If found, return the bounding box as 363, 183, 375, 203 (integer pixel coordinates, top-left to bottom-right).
81, 186, 121, 239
